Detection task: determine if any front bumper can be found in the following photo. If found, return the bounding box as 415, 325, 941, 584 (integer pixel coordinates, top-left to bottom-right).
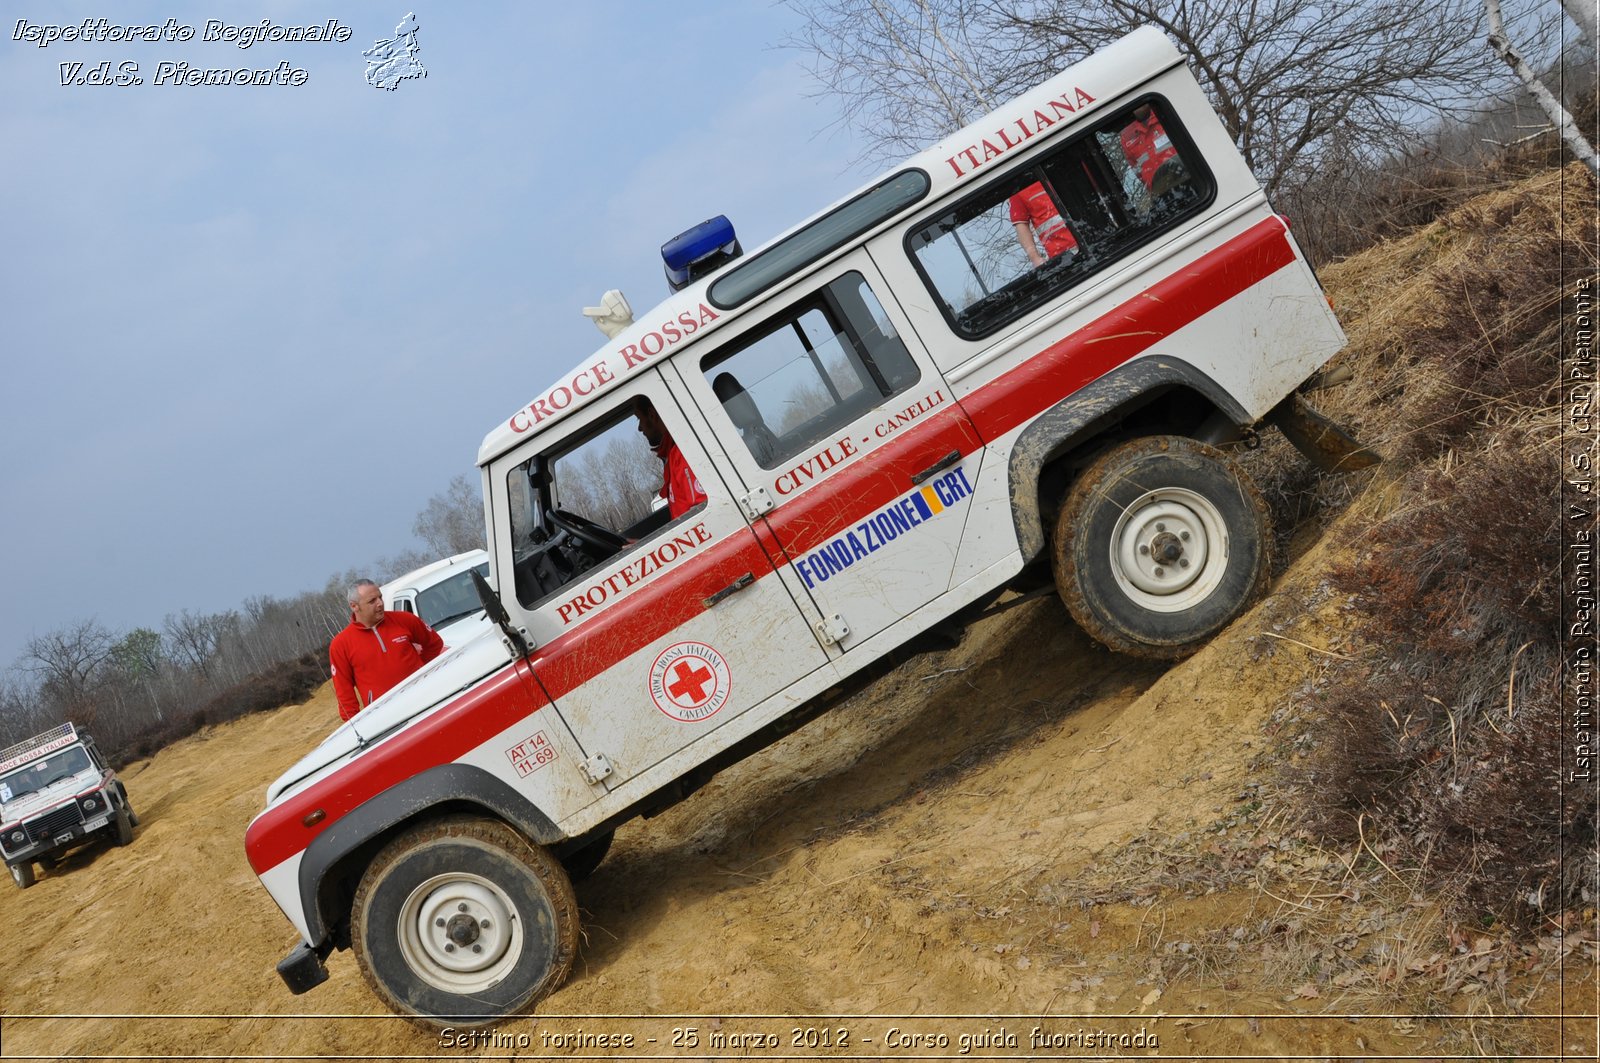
1, 801, 112, 863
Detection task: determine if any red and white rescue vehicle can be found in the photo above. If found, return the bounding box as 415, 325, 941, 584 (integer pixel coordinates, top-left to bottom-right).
246, 28, 1371, 1026
2, 723, 137, 889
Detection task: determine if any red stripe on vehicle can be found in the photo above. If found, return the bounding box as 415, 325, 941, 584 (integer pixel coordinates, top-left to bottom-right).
962, 217, 1296, 441
244, 663, 550, 873
528, 531, 776, 699
759, 411, 984, 556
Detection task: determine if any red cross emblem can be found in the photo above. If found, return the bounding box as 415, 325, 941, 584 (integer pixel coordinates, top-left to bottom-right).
667, 660, 714, 704
649, 642, 731, 722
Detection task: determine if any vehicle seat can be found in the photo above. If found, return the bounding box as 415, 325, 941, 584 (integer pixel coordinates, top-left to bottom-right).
712, 373, 779, 466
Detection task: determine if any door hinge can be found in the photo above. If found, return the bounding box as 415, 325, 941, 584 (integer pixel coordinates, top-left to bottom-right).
580, 753, 614, 785
739, 486, 774, 519
814, 613, 851, 647
499, 626, 534, 657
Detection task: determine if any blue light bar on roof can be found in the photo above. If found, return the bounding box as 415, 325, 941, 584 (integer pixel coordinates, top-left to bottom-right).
662, 215, 742, 293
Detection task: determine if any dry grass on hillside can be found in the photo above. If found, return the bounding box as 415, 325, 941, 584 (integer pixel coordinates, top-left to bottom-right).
1272, 164, 1596, 931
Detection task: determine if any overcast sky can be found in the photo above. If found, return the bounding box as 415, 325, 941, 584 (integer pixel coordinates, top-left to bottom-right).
0, 1, 877, 673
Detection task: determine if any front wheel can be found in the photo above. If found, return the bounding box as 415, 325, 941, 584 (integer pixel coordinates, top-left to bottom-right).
10, 861, 34, 890
114, 808, 134, 846
117, 782, 139, 827
351, 816, 579, 1029
1053, 436, 1271, 659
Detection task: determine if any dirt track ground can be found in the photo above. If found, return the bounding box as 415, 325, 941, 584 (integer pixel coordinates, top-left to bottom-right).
1, 510, 1592, 1060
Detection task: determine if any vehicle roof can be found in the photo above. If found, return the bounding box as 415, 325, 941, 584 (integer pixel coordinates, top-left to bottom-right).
477, 27, 1181, 466
0, 722, 82, 775
380, 548, 489, 599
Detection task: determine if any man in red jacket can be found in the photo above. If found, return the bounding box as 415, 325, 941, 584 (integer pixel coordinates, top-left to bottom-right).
1121, 103, 1181, 193
328, 579, 445, 721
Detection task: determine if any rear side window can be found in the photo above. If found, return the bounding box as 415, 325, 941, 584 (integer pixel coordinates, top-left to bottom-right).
907, 97, 1212, 338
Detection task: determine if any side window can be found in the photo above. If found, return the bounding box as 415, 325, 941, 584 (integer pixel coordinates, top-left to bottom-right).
506, 398, 699, 608
703, 272, 920, 468
907, 97, 1212, 338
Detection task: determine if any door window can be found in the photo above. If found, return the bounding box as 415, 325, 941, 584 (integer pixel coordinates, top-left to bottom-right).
701, 272, 920, 469
505, 397, 701, 609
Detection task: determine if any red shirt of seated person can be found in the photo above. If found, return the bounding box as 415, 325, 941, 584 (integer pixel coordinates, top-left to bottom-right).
1121, 105, 1179, 189
633, 399, 707, 519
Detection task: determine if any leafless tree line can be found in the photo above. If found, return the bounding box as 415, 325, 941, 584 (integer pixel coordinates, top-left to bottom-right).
0, 475, 490, 758
0, 586, 352, 756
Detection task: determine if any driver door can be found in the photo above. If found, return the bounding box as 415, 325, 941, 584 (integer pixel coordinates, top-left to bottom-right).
487, 375, 829, 799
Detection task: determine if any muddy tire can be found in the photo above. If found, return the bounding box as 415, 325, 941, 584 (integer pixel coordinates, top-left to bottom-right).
351, 816, 578, 1029
117, 782, 139, 828
10, 861, 34, 890
558, 830, 614, 883
1053, 436, 1270, 659
115, 808, 134, 846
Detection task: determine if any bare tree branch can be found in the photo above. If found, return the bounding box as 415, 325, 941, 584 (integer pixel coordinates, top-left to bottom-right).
787, 0, 1522, 196
412, 473, 486, 556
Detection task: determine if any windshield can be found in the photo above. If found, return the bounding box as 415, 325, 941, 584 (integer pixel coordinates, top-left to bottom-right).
415, 562, 491, 629
0, 746, 93, 803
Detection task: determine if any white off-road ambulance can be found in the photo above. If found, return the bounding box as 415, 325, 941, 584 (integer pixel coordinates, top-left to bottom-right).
2, 723, 138, 889
246, 28, 1371, 1026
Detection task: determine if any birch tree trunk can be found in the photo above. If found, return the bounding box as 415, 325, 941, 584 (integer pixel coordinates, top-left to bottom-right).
1486, 0, 1598, 176
1559, 0, 1597, 46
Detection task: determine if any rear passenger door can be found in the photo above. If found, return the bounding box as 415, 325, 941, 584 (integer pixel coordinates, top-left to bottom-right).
680, 252, 984, 651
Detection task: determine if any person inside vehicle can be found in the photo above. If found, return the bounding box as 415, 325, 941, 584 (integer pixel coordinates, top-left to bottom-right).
1009, 180, 1079, 268
633, 397, 707, 518
328, 580, 444, 721
1121, 103, 1185, 197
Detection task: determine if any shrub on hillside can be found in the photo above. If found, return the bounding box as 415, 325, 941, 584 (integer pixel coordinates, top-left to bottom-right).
1287, 164, 1595, 931
1304, 439, 1577, 928
118, 651, 329, 765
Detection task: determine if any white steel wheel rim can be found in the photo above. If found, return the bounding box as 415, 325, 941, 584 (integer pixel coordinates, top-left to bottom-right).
1110, 487, 1229, 613
395, 872, 523, 994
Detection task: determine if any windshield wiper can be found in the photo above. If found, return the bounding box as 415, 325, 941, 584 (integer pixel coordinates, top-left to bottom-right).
431, 608, 485, 629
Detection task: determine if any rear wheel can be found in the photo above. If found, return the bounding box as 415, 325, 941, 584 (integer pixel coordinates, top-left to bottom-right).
351, 816, 578, 1029
1053, 436, 1271, 658
10, 861, 34, 890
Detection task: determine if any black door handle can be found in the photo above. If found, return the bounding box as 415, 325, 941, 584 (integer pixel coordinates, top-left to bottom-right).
703, 572, 755, 608
912, 449, 962, 485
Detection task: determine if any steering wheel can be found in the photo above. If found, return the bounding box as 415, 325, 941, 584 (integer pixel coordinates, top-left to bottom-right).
549, 509, 628, 554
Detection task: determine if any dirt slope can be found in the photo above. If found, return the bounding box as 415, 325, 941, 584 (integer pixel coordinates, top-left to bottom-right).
3, 172, 1593, 1060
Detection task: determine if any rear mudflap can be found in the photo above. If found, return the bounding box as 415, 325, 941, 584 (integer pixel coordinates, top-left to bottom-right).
1267, 392, 1381, 473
